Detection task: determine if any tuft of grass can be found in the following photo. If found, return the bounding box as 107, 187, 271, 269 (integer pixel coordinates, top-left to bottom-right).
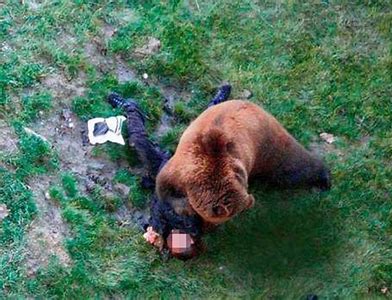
48, 186, 67, 205
20, 92, 53, 123
158, 124, 187, 154
0, 170, 36, 246
173, 101, 195, 123
114, 169, 146, 208
88, 186, 122, 213
12, 126, 59, 180
113, 169, 135, 186
127, 177, 146, 209
61, 173, 78, 198
91, 143, 139, 167
0, 169, 36, 295
17, 64, 45, 87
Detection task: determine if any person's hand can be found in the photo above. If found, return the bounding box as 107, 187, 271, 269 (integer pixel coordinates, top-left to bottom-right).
143, 226, 164, 250
143, 227, 200, 259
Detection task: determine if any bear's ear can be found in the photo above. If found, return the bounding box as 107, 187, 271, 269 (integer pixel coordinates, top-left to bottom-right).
156, 169, 194, 216
198, 128, 234, 157
156, 167, 177, 199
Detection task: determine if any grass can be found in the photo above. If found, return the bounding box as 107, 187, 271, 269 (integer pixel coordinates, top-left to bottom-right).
0, 0, 391, 298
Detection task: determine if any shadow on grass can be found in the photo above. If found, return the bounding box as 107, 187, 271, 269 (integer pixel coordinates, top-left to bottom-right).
204, 187, 340, 280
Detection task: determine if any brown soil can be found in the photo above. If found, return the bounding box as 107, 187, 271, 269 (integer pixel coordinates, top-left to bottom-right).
20, 28, 187, 275
0, 120, 18, 155
25, 175, 71, 276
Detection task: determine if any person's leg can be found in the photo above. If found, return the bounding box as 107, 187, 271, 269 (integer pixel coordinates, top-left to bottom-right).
108, 84, 232, 255
148, 84, 232, 237
108, 83, 231, 174
108, 93, 170, 186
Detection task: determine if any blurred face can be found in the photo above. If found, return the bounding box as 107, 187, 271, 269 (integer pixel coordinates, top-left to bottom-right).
167, 230, 195, 257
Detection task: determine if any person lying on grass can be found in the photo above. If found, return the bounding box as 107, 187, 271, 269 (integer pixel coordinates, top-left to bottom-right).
108, 85, 232, 259
108, 84, 331, 260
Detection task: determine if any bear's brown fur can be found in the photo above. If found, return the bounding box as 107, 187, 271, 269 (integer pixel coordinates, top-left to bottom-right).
156, 100, 330, 225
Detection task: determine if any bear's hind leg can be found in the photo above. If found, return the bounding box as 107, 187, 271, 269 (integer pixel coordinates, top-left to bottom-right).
271, 145, 331, 191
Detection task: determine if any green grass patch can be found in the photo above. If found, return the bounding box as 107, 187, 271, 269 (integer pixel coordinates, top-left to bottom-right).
0, 122, 58, 295
72, 78, 164, 130
20, 92, 53, 123
0, 170, 36, 246
12, 126, 59, 180
27, 174, 227, 298
114, 169, 147, 208
0, 0, 391, 298
61, 173, 78, 198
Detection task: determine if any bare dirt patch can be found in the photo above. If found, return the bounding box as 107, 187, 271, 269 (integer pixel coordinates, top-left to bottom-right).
26, 48, 137, 274
101, 23, 116, 40
116, 60, 137, 83
154, 85, 189, 137
23, 24, 189, 274
24, 107, 134, 275
134, 37, 161, 58
42, 72, 86, 102
25, 175, 71, 276
82, 35, 190, 139
34, 108, 132, 189
84, 38, 138, 85
0, 120, 18, 155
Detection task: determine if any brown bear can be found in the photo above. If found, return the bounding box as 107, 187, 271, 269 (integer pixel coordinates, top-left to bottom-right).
156, 100, 330, 225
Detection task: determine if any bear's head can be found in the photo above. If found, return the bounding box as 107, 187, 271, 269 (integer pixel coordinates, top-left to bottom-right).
185, 129, 255, 224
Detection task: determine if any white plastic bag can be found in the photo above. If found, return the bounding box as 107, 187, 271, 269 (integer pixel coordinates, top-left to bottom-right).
87, 116, 126, 145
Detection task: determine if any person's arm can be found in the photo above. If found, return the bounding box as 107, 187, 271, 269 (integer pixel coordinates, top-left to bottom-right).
207, 84, 232, 107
